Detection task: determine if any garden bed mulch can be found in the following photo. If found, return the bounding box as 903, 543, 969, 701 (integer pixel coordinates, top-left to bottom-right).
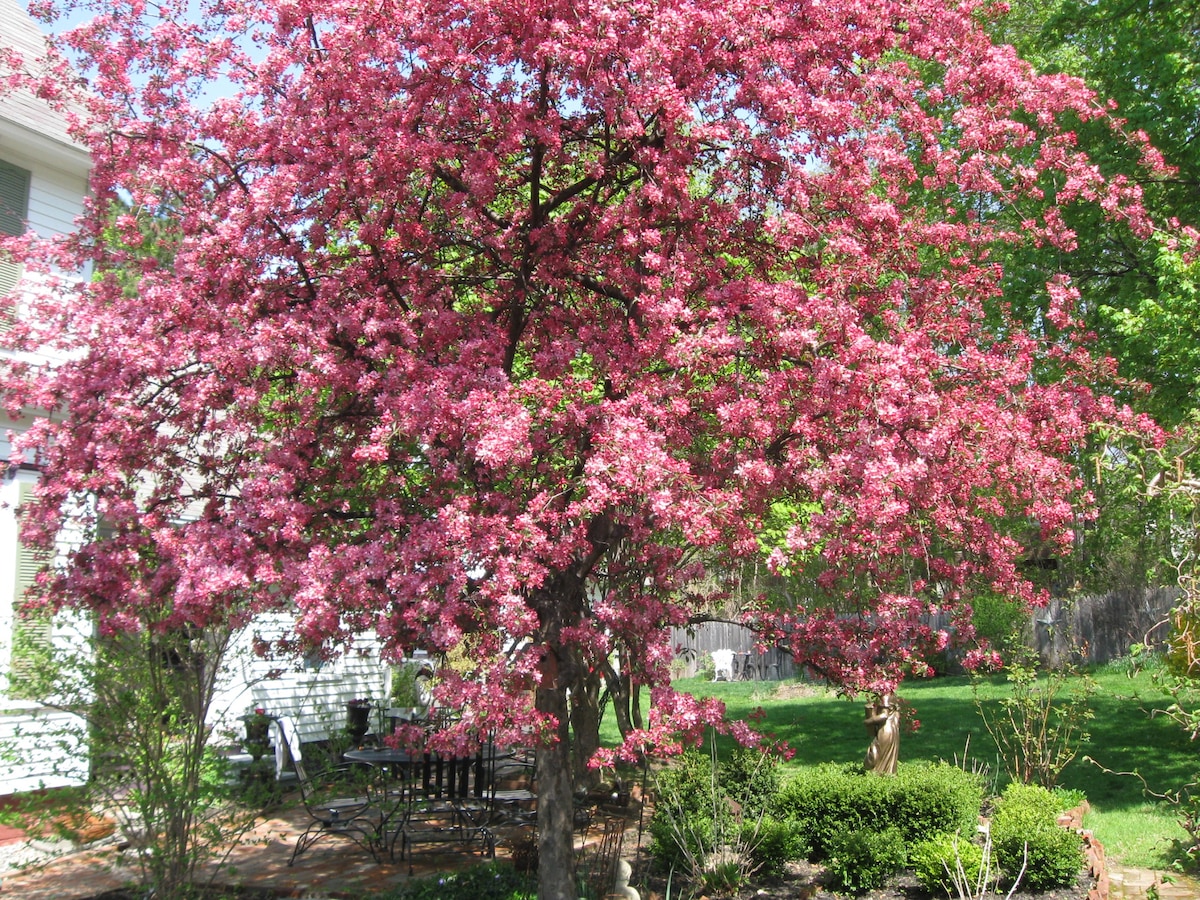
635, 825, 1106, 900
637, 859, 1097, 900
44, 800, 1111, 900
51, 856, 1105, 900
72, 865, 1099, 900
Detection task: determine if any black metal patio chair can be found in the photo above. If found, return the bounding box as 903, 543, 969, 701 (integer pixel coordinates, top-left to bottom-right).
392, 744, 497, 872
277, 715, 386, 866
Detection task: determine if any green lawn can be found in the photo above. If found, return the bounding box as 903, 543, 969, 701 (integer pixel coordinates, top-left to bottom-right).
665, 664, 1196, 870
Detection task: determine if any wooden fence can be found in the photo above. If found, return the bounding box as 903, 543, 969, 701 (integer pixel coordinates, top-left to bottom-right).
669, 622, 795, 681
670, 585, 1181, 683
1038, 586, 1177, 667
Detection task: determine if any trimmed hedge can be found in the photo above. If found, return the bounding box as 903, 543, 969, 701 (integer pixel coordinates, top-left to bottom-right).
773, 762, 984, 859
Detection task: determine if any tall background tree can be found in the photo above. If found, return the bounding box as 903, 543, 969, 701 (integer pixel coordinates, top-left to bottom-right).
984, 0, 1199, 612
992, 0, 1199, 422
0, 0, 1171, 895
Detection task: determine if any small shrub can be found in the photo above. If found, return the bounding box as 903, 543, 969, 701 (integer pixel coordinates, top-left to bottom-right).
826, 826, 907, 894
741, 816, 809, 877
648, 741, 786, 891
973, 644, 1096, 789
773, 763, 870, 858
722, 746, 780, 817
385, 862, 536, 899
910, 832, 985, 896
991, 783, 1085, 891
648, 807, 716, 870
1052, 786, 1088, 812
996, 825, 1084, 892
893, 763, 986, 843
991, 782, 1061, 831
648, 750, 723, 869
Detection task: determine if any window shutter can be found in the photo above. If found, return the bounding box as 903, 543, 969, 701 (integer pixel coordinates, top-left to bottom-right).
0, 160, 32, 329
0, 259, 20, 298
9, 482, 52, 696
0, 160, 31, 237
0, 259, 22, 329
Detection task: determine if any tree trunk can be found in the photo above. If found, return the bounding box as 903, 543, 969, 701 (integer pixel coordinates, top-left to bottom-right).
601, 656, 634, 740
532, 519, 621, 898
536, 677, 578, 900
623, 647, 644, 731
570, 664, 604, 791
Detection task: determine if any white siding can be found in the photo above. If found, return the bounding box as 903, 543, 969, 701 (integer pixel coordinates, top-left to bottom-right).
25, 158, 87, 239
0, 1, 91, 797
0, 0, 80, 149
211, 617, 388, 748
0, 0, 392, 800
0, 143, 87, 239
0, 708, 87, 795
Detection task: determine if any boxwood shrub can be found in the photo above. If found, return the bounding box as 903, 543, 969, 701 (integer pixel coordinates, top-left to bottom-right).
990, 783, 1084, 892
825, 826, 907, 893
773, 762, 983, 859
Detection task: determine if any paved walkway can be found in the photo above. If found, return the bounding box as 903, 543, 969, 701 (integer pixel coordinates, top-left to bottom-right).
1107, 865, 1200, 900
0, 795, 632, 899
0, 806, 545, 899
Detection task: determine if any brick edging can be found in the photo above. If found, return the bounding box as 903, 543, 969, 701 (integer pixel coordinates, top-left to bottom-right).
1057, 801, 1108, 900
1083, 832, 1109, 900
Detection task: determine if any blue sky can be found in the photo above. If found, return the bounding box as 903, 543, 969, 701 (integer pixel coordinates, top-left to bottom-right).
38, 0, 251, 107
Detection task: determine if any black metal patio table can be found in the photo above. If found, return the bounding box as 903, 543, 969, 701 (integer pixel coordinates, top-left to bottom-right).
343, 747, 418, 858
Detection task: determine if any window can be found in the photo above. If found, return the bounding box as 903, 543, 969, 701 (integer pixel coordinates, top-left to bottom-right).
0, 159, 32, 325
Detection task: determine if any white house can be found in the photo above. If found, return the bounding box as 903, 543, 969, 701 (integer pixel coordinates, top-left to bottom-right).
0, 0, 93, 795
0, 0, 392, 797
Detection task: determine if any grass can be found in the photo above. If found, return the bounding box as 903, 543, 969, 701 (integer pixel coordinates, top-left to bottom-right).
661, 661, 1196, 871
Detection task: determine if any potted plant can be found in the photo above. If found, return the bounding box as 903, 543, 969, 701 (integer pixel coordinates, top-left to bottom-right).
345, 698, 372, 744
240, 707, 272, 760
238, 708, 277, 800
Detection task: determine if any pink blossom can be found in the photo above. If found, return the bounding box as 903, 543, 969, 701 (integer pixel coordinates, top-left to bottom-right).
0, 1, 1175, 892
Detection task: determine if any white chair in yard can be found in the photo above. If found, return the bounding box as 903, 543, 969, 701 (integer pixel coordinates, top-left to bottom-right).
711, 648, 734, 681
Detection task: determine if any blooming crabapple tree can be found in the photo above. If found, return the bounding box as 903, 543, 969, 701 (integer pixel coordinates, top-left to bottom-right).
0, 0, 1163, 894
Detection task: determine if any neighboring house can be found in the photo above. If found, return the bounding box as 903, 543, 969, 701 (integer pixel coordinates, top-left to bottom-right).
0, 0, 390, 796
0, 0, 92, 795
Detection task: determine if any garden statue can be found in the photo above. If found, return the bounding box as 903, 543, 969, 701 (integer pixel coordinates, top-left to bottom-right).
863, 693, 899, 775
612, 859, 640, 900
